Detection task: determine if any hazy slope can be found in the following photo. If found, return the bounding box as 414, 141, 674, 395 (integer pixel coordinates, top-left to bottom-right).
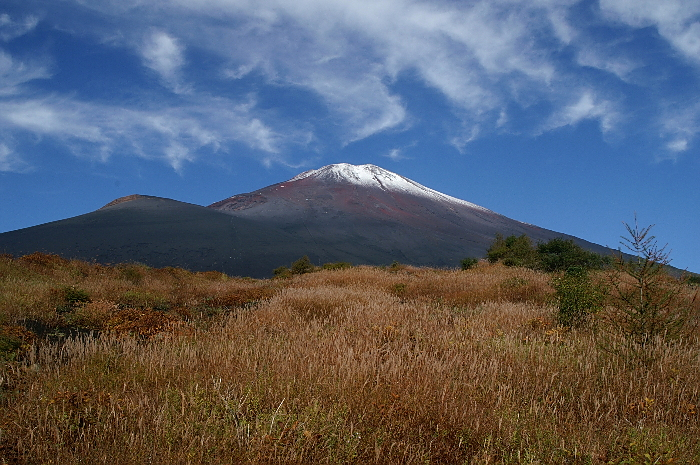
0, 196, 310, 277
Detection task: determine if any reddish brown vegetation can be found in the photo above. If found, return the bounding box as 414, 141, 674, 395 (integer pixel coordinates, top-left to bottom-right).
0, 253, 697, 463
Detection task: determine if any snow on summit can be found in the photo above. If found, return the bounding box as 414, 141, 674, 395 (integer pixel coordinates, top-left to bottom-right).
290, 163, 492, 212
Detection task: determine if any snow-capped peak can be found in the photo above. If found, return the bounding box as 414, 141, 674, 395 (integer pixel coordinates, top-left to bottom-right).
290, 163, 492, 212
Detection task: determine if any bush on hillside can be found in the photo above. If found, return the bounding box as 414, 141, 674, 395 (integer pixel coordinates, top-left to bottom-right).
537, 238, 610, 272
486, 234, 609, 272
486, 234, 539, 268
290, 255, 315, 275
460, 257, 479, 270
273, 256, 318, 278
322, 261, 353, 271
552, 266, 606, 327
54, 285, 91, 314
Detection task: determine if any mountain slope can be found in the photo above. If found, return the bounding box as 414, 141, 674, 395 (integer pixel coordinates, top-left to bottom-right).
209, 163, 611, 262
0, 164, 611, 277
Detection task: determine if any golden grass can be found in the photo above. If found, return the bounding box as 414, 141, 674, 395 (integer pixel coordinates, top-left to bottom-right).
0, 254, 698, 463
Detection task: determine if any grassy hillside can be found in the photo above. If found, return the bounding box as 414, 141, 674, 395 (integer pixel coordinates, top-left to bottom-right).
1, 253, 698, 464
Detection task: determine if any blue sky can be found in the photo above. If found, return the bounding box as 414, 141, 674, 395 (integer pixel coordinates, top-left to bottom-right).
1, 0, 699, 272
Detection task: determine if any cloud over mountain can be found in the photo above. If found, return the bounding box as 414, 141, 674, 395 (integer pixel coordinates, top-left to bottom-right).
0, 0, 698, 172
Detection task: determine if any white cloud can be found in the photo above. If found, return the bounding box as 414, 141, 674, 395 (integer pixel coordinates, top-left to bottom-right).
0, 49, 50, 95
658, 104, 699, 159
386, 148, 402, 161
0, 95, 295, 171
0, 142, 29, 172
450, 124, 481, 154
87, 0, 573, 141
306, 73, 406, 143
599, 0, 700, 63
140, 30, 188, 91
675, 22, 700, 60
385, 148, 410, 162
667, 138, 688, 152
545, 91, 618, 133
576, 48, 637, 80
6, 0, 700, 166
0, 13, 39, 41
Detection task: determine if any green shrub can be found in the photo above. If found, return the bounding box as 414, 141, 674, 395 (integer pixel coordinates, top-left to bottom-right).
460, 257, 479, 270
322, 262, 353, 271
62, 286, 91, 306
537, 238, 609, 272
290, 256, 315, 275
0, 334, 23, 361
486, 234, 538, 268
119, 265, 144, 285
486, 234, 610, 272
273, 266, 292, 278
117, 290, 170, 311
552, 267, 606, 327
273, 256, 318, 278
55, 286, 91, 314
392, 282, 407, 296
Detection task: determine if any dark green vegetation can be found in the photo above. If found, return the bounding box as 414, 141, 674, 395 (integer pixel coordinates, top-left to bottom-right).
460, 257, 479, 270
486, 235, 610, 272
551, 266, 606, 328
274, 256, 353, 278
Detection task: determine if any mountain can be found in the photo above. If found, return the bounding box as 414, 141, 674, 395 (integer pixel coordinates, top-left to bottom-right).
0, 163, 610, 278
208, 163, 611, 262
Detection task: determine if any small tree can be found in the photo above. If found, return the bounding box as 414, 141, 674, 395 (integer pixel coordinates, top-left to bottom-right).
605, 217, 691, 347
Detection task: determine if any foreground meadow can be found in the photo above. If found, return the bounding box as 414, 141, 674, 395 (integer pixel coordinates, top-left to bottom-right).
0, 253, 698, 463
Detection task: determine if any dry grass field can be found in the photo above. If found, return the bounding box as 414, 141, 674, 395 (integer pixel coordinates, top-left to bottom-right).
0, 253, 698, 464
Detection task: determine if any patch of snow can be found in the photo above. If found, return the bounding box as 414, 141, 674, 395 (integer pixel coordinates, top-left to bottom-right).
290, 163, 493, 212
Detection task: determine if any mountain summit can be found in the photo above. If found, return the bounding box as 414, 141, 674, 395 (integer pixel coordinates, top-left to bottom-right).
212, 163, 489, 213
289, 163, 491, 211
0, 163, 609, 278
207, 163, 609, 274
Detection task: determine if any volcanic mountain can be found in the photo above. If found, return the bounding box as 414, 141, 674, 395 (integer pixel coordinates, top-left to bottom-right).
0, 163, 609, 278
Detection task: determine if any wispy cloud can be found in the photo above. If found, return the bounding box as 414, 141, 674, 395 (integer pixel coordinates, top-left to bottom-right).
0, 13, 39, 41
2, 0, 699, 169
0, 94, 300, 171
385, 147, 411, 162
0, 49, 50, 95
0, 141, 29, 173
599, 0, 700, 64
658, 103, 700, 160
140, 30, 188, 93
545, 92, 619, 133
